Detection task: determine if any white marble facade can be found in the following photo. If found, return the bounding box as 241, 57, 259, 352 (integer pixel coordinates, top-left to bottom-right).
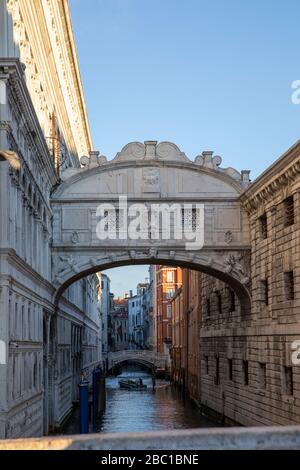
0, 1, 101, 438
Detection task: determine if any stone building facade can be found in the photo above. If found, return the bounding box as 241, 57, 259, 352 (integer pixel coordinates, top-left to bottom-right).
128, 282, 153, 350
198, 142, 300, 426
168, 141, 300, 426
0, 0, 102, 438
109, 297, 129, 351
1, 0, 300, 441
99, 273, 111, 368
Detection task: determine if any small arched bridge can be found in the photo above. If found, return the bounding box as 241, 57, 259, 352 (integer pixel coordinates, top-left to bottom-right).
107, 350, 169, 372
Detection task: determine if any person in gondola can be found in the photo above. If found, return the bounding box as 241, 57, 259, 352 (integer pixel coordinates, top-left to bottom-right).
152, 374, 156, 391
139, 377, 143, 386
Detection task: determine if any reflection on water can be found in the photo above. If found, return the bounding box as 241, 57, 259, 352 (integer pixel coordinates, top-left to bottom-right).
97, 366, 219, 433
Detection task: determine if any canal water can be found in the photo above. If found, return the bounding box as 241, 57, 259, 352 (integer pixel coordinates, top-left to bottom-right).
97, 366, 219, 433
61, 365, 220, 435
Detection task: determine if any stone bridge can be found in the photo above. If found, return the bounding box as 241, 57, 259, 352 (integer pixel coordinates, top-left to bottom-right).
50, 140, 252, 314
107, 350, 169, 372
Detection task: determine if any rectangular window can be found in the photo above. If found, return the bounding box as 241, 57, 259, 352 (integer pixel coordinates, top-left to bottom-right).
166, 304, 172, 318
206, 298, 210, 317
166, 271, 174, 282
242, 360, 249, 386
258, 362, 267, 389
284, 271, 294, 301
103, 209, 120, 231
204, 356, 209, 375
181, 208, 198, 231
166, 288, 175, 299
259, 213, 268, 239
228, 358, 233, 381
216, 291, 222, 314
282, 366, 293, 396
283, 196, 294, 227
261, 279, 269, 305
229, 289, 235, 312
214, 356, 220, 385
206, 299, 210, 317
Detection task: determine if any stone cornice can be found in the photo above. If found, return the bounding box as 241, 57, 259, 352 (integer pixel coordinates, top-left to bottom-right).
55, 141, 250, 198
58, 0, 93, 152
240, 139, 300, 213
0, 58, 58, 187
7, 0, 92, 158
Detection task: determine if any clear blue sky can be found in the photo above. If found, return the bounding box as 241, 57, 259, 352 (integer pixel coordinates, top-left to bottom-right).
104, 265, 150, 298
69, 0, 300, 295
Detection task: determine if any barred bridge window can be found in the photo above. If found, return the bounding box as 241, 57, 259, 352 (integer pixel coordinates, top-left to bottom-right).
103, 209, 121, 232
181, 208, 199, 231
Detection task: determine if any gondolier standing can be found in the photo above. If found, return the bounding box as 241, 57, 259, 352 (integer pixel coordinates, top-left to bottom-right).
152, 374, 156, 391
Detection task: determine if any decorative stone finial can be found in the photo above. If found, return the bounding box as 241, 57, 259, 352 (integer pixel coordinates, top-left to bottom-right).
241, 170, 251, 186
88, 151, 100, 169
144, 141, 157, 159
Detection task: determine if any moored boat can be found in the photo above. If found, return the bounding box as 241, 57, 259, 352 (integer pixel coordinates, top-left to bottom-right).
119, 379, 147, 390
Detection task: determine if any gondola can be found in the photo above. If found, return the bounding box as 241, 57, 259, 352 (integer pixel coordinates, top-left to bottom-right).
118, 379, 147, 390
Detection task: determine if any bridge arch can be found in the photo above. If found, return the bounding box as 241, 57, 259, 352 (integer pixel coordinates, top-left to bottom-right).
107, 350, 169, 372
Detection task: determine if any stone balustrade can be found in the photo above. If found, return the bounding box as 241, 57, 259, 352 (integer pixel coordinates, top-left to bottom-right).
1, 426, 300, 450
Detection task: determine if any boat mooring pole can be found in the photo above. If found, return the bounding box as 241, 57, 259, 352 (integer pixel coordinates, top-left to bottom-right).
79, 378, 89, 434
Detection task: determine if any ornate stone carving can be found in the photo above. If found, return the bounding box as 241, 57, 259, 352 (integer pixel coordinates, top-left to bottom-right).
98, 155, 108, 165
224, 254, 250, 284
71, 231, 79, 244
79, 155, 89, 167
114, 142, 145, 162
156, 142, 189, 162
194, 151, 243, 182
195, 151, 221, 169
0, 150, 20, 170
149, 248, 157, 259
87, 151, 100, 169
113, 141, 189, 163
53, 255, 79, 280
224, 230, 233, 245
142, 168, 160, 192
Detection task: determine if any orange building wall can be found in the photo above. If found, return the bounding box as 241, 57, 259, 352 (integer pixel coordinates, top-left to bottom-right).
155, 265, 182, 354
171, 269, 202, 402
